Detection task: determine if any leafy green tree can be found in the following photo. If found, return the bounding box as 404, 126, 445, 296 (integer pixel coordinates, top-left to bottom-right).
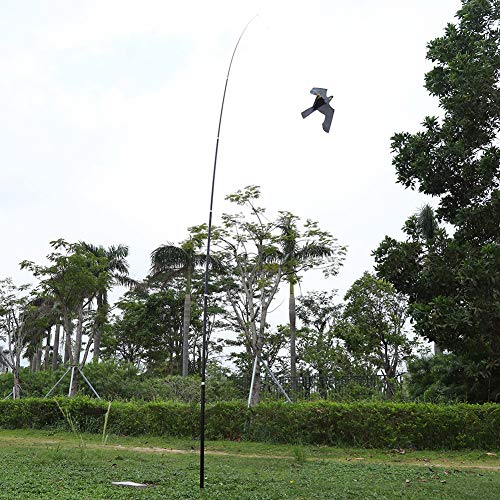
103, 285, 186, 372
391, 0, 499, 226
103, 281, 218, 376
416, 204, 439, 242
276, 213, 346, 390
0, 279, 33, 398
21, 240, 111, 395
227, 324, 289, 384
80, 243, 132, 363
215, 186, 285, 405
295, 291, 347, 396
0, 279, 59, 396
23, 295, 59, 372
150, 228, 216, 376
374, 0, 499, 400
341, 273, 417, 396
406, 353, 484, 402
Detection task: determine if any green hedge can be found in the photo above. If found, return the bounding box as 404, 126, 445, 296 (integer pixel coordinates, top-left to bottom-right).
0, 398, 497, 450
246, 401, 499, 449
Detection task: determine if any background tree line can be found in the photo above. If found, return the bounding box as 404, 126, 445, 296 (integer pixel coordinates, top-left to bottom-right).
1, 0, 498, 403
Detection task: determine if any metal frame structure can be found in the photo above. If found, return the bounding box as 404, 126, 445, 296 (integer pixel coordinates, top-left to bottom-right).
247, 355, 292, 407
44, 365, 101, 399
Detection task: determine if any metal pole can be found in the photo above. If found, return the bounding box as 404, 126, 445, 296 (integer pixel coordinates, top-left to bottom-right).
45, 365, 72, 398
199, 15, 258, 489
247, 355, 259, 407
3, 390, 13, 400
68, 365, 75, 397
78, 367, 101, 399
261, 358, 292, 403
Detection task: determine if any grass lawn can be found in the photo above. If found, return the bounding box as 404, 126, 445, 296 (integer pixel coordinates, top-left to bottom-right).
0, 429, 498, 499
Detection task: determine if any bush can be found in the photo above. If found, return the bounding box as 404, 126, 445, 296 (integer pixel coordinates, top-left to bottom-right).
0, 362, 243, 402
246, 401, 499, 449
406, 354, 500, 403
0, 398, 497, 450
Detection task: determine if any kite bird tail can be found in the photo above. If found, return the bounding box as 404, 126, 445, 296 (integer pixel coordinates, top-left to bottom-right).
301, 107, 315, 119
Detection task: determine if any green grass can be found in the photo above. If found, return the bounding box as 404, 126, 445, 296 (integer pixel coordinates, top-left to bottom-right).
0, 429, 498, 499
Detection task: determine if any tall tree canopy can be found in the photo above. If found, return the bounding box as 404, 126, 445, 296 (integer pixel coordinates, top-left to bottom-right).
276, 212, 345, 391
21, 240, 111, 395
103, 283, 192, 373
295, 291, 347, 396
80, 242, 132, 363
374, 0, 499, 401
341, 273, 416, 396
215, 186, 285, 405
149, 228, 218, 376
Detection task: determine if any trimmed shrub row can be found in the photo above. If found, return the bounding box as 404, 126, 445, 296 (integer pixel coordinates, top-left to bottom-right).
246, 401, 499, 449
0, 398, 497, 450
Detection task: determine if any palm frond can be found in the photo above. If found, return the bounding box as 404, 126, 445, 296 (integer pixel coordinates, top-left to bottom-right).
149, 268, 186, 286
150, 245, 188, 273
80, 241, 105, 257
297, 243, 334, 259
113, 275, 137, 289
416, 204, 438, 241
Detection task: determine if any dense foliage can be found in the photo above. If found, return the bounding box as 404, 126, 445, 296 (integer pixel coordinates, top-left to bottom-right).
0, 363, 240, 403
0, 397, 497, 450
374, 0, 500, 401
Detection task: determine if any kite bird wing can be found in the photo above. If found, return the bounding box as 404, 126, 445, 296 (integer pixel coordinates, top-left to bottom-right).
302, 87, 335, 133
310, 87, 328, 100
317, 103, 335, 133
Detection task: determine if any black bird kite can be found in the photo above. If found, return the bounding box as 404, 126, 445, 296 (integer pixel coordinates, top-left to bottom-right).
301, 87, 335, 133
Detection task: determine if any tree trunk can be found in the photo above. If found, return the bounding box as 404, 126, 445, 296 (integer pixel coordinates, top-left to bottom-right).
248, 274, 282, 406
385, 377, 395, 398
13, 349, 21, 399
33, 344, 42, 372
318, 368, 328, 399
182, 272, 191, 377
250, 368, 262, 406
289, 280, 297, 392
44, 328, 51, 370
93, 294, 106, 363
384, 361, 396, 399
69, 368, 79, 397
52, 324, 61, 371
13, 367, 21, 399
64, 337, 70, 364
82, 335, 93, 367
70, 304, 84, 397
250, 333, 265, 406
434, 342, 442, 355
62, 310, 74, 366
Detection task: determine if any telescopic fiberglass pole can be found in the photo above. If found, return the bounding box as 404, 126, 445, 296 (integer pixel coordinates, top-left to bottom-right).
199, 15, 258, 489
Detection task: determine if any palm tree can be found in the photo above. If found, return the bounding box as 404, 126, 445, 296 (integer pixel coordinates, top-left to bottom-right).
24, 295, 59, 372
150, 234, 215, 377
80, 243, 132, 363
415, 204, 442, 354
416, 204, 439, 242
277, 213, 339, 392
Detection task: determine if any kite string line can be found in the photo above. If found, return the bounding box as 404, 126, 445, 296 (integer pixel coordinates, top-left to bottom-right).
200, 13, 259, 490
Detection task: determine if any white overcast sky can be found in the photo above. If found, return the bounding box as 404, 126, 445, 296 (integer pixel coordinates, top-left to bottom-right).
1, 0, 461, 322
